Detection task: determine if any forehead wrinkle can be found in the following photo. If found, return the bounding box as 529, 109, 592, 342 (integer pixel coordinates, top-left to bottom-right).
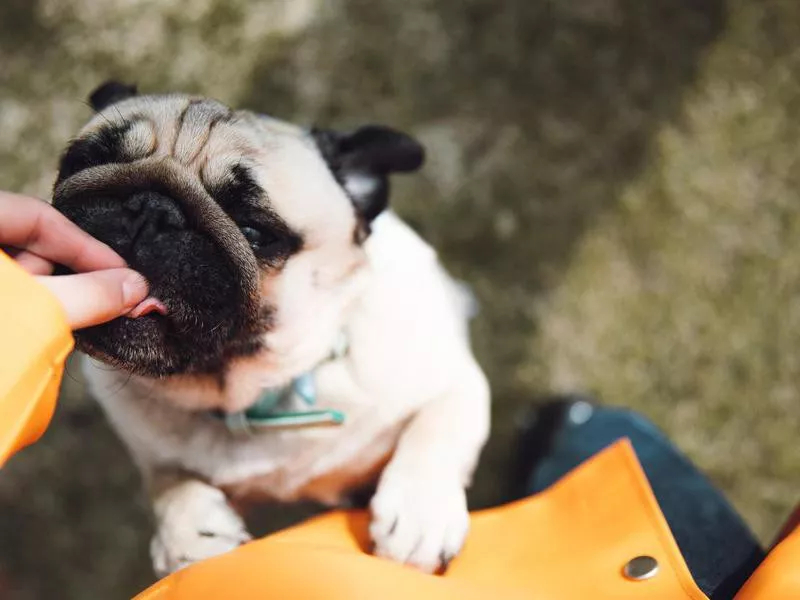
122, 119, 157, 157
83, 96, 189, 157
171, 99, 200, 158
178, 103, 236, 169
192, 113, 262, 190
192, 110, 234, 164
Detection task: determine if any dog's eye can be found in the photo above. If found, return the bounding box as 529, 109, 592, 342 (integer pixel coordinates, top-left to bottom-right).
239, 222, 300, 264
241, 226, 264, 248
241, 226, 283, 254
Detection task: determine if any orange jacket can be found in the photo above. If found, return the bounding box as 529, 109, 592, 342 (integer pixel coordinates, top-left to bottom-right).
0, 248, 797, 599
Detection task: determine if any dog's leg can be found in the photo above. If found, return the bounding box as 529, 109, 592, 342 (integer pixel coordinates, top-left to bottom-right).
369, 357, 490, 573
148, 470, 251, 577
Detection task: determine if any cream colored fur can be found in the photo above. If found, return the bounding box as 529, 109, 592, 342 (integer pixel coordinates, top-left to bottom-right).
75, 95, 491, 576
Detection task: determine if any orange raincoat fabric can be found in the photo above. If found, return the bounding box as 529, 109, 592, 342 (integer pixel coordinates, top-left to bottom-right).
0, 248, 797, 599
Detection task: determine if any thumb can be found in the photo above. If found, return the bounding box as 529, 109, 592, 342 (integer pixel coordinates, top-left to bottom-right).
37, 268, 149, 330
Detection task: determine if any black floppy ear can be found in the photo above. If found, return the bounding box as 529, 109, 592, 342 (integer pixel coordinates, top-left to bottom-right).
312, 125, 425, 223
89, 80, 138, 111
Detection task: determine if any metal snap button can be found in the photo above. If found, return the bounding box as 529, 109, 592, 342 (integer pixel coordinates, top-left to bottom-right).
567, 400, 594, 425
623, 555, 659, 581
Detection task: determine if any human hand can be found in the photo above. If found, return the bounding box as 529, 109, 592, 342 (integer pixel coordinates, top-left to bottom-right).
0, 191, 148, 329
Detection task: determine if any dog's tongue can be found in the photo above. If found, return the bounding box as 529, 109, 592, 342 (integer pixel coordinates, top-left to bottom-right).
127, 297, 168, 318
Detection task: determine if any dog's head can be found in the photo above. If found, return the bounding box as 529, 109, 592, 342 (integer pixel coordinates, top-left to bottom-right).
53, 81, 424, 389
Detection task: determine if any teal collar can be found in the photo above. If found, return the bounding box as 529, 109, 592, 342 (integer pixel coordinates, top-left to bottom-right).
216, 334, 349, 434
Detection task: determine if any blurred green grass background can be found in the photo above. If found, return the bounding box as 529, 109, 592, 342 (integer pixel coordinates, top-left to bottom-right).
2, 0, 800, 598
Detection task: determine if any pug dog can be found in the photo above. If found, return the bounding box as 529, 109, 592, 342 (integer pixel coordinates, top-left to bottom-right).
52, 81, 490, 577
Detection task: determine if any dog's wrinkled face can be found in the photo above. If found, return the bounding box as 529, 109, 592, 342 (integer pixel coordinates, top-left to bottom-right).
53, 81, 424, 381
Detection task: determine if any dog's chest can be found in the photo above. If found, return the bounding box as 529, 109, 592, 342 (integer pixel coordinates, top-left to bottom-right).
91, 357, 421, 506
217, 421, 402, 505
205, 395, 409, 505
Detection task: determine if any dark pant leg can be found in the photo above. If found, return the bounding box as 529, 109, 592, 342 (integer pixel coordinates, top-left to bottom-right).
511, 395, 764, 600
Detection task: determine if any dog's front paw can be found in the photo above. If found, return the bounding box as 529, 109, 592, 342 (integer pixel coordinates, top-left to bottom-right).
150, 481, 251, 578
369, 472, 469, 573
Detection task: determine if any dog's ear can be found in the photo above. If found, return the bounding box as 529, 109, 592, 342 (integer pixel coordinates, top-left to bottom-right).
89, 80, 138, 111
312, 125, 425, 223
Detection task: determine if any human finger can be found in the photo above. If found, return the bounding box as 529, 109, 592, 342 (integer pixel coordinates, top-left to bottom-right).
0, 192, 125, 273
10, 250, 54, 275
36, 269, 149, 329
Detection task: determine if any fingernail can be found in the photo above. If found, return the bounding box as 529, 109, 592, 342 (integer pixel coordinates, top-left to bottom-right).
122, 272, 149, 307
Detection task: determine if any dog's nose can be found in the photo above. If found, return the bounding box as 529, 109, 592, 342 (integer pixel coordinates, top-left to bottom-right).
124, 191, 187, 243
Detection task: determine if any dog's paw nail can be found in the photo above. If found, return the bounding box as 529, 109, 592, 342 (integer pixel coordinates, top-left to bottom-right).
369, 477, 469, 574
437, 551, 455, 574
150, 489, 251, 576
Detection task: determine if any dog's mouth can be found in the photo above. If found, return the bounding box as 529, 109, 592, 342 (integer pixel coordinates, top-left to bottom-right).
53, 159, 264, 378
128, 297, 169, 319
